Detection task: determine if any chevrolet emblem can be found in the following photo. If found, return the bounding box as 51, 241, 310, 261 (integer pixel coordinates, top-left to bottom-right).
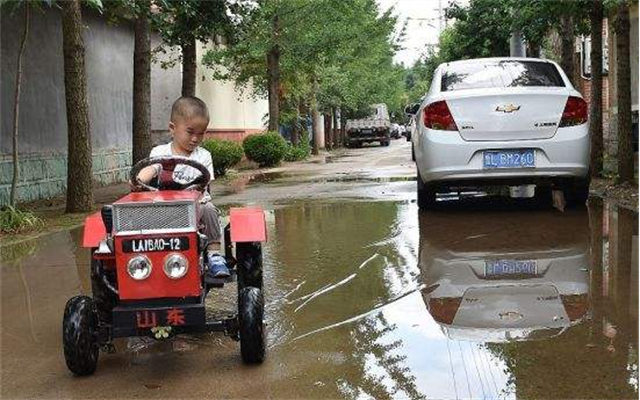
496, 104, 521, 113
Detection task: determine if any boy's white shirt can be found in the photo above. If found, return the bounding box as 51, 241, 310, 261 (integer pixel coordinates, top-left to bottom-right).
150, 143, 214, 202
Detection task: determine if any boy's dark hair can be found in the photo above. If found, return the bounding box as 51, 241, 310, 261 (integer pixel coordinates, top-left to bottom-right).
170, 96, 210, 122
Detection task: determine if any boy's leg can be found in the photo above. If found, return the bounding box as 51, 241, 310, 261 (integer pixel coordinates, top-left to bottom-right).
200, 202, 230, 278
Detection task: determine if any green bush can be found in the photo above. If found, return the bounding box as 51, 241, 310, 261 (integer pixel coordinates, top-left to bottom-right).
201, 139, 244, 176
284, 143, 311, 162
243, 132, 287, 167
0, 206, 43, 234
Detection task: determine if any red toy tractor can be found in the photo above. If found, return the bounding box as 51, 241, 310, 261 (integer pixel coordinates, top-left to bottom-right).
62, 156, 266, 376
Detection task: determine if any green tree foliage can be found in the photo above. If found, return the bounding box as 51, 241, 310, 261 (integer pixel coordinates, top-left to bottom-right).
203, 0, 406, 129
404, 0, 592, 104
150, 0, 252, 95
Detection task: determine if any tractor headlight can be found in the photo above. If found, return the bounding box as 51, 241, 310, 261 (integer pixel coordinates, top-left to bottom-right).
164, 253, 188, 279
127, 255, 152, 280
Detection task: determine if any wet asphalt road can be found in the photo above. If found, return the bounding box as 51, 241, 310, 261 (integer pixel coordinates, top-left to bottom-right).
1, 140, 638, 399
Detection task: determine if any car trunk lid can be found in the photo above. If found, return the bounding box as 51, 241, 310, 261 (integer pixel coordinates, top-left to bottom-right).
442, 88, 569, 141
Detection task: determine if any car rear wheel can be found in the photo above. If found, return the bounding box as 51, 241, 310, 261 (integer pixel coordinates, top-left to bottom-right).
238, 287, 265, 364
417, 168, 436, 210
564, 178, 590, 207
63, 296, 99, 376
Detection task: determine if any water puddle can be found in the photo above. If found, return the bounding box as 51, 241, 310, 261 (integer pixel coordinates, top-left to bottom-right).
1, 198, 637, 399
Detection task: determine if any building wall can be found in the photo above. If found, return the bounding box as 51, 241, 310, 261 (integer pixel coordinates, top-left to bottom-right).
0, 6, 182, 205
196, 41, 268, 142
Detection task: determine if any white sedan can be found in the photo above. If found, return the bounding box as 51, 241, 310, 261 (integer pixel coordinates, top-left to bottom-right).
411, 57, 590, 209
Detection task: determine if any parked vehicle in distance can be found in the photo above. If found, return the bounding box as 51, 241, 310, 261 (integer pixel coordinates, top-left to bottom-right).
411, 58, 590, 209
390, 123, 402, 139
345, 104, 391, 147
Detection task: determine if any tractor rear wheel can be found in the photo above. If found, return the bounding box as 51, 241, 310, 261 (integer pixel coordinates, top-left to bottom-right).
63, 296, 99, 376
238, 287, 265, 364
236, 242, 263, 290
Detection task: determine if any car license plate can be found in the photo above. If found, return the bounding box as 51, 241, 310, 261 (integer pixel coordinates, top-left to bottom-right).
122, 236, 190, 253
361, 129, 373, 134
484, 260, 537, 278
483, 149, 535, 169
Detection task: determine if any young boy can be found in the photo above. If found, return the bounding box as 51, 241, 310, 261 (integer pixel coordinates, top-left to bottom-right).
136, 96, 230, 280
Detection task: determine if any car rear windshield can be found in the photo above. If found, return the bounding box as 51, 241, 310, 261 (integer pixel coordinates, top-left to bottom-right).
441, 60, 565, 91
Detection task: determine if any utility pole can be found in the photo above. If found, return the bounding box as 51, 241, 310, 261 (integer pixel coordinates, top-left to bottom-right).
509, 6, 526, 57
438, 0, 442, 33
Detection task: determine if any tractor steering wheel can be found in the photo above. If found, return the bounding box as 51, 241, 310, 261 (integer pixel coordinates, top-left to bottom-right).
129, 156, 211, 192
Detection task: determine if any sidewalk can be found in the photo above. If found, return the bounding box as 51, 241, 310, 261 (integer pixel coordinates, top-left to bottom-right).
1, 152, 332, 247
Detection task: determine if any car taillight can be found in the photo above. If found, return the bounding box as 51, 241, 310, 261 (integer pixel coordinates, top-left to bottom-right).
428, 297, 462, 325
423, 100, 458, 131
559, 96, 588, 127
561, 294, 589, 321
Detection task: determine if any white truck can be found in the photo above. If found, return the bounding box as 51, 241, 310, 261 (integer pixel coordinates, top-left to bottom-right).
345, 104, 391, 147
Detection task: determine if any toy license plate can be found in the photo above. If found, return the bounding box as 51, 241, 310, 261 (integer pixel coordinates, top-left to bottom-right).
483, 149, 535, 169
113, 305, 206, 329
122, 236, 190, 253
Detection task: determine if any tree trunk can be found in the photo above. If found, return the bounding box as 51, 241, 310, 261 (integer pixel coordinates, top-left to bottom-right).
311, 78, 320, 155
61, 0, 93, 213
267, 14, 280, 132
324, 112, 332, 150
528, 42, 541, 58
614, 2, 633, 183
181, 37, 196, 97
589, 0, 604, 178
132, 4, 152, 165
560, 15, 575, 86
291, 100, 300, 147
332, 108, 339, 148
10, 5, 29, 207
340, 110, 346, 147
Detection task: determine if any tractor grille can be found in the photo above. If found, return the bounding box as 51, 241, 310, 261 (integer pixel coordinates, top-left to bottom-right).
113, 202, 196, 233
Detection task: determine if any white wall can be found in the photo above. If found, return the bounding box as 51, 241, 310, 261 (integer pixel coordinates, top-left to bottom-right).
196, 41, 268, 131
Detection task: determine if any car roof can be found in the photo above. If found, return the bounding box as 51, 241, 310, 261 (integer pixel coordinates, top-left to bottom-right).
442, 57, 555, 69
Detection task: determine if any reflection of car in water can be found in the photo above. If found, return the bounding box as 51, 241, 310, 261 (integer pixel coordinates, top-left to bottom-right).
418, 210, 590, 342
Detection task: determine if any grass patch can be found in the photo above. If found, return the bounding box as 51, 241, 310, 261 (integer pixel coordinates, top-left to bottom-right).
1, 206, 44, 234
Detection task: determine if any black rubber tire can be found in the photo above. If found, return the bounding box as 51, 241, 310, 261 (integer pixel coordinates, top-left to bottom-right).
564, 178, 590, 207
236, 242, 263, 290
417, 168, 436, 210
411, 145, 415, 162
534, 184, 553, 208
381, 140, 390, 147
238, 287, 265, 364
91, 258, 117, 324
63, 296, 99, 376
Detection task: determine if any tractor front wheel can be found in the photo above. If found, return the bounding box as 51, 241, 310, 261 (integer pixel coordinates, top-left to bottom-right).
238, 287, 265, 364
236, 242, 263, 290
63, 296, 99, 376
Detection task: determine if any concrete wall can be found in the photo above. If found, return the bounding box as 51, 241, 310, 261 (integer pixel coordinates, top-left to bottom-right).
150, 33, 181, 134
0, 6, 183, 205
196, 41, 268, 142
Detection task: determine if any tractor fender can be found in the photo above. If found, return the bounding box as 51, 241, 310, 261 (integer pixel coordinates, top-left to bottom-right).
229, 207, 267, 243
83, 212, 107, 248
